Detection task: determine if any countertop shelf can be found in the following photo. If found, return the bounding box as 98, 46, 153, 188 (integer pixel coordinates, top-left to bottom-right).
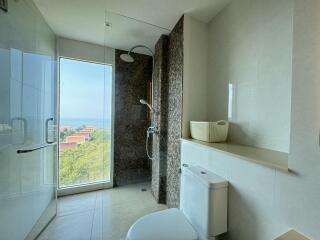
181, 138, 289, 172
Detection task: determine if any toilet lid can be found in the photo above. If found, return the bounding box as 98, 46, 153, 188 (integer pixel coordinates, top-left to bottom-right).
126, 208, 198, 240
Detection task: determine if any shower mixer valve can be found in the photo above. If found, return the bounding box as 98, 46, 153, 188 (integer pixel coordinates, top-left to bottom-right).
145, 126, 158, 160
147, 126, 159, 135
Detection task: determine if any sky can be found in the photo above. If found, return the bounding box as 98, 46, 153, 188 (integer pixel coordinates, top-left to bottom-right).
59, 58, 112, 120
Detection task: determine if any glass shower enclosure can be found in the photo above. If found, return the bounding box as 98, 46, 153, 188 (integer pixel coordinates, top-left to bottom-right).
0, 48, 58, 240
0, 2, 58, 239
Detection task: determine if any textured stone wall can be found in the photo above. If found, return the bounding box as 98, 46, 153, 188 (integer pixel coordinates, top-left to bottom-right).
151, 35, 169, 203
114, 49, 153, 186
166, 16, 184, 208
151, 17, 184, 207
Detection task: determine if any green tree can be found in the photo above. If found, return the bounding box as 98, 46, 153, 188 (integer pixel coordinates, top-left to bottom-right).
59, 129, 111, 187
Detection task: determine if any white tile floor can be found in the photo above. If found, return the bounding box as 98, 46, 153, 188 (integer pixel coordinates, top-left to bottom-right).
37, 182, 167, 240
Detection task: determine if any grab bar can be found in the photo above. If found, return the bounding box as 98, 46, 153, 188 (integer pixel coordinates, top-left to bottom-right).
17, 142, 57, 154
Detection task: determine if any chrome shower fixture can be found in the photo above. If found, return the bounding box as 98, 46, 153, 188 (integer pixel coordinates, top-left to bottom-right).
120, 53, 134, 63
139, 99, 155, 113
120, 45, 154, 63
121, 45, 157, 161
140, 98, 158, 160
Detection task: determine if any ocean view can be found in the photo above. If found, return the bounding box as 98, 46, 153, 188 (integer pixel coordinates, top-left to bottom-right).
60, 118, 112, 129
58, 59, 112, 188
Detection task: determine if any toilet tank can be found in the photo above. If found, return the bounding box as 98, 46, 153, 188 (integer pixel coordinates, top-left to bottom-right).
180, 165, 228, 239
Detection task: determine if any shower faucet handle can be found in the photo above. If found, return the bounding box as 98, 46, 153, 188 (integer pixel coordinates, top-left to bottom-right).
147, 126, 159, 134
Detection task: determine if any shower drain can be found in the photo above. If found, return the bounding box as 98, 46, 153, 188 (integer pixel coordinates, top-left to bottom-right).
141, 188, 147, 192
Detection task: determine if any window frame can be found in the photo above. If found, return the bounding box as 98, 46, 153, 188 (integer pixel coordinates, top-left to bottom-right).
57, 57, 115, 196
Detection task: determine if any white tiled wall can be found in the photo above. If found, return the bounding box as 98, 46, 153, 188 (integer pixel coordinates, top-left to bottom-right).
182, 1, 320, 239
207, 0, 294, 153
182, 15, 209, 138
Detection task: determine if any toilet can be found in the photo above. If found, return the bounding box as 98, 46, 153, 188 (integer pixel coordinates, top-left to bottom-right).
126, 165, 228, 240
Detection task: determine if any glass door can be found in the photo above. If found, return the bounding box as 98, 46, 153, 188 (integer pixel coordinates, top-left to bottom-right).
0, 48, 57, 240
58, 58, 113, 193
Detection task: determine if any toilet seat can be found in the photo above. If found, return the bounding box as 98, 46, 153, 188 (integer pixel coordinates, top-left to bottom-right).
126, 208, 198, 240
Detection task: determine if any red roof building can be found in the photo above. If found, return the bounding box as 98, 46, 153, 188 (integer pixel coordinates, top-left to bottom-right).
65, 135, 86, 144
75, 132, 91, 140
59, 142, 77, 153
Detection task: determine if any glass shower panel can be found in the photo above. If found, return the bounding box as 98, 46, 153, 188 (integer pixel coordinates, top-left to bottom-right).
22, 52, 57, 240
0, 48, 57, 240
93, 11, 170, 239
104, 11, 170, 55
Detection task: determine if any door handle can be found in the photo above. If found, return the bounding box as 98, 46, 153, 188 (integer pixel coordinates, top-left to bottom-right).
17, 142, 57, 154
45, 117, 55, 144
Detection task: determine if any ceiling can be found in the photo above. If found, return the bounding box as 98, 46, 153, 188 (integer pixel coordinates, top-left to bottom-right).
33, 0, 230, 54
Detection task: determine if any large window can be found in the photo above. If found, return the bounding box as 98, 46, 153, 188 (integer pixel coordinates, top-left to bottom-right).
58, 58, 112, 188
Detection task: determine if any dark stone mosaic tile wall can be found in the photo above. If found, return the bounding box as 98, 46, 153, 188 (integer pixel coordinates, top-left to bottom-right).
151, 17, 184, 207
151, 35, 169, 203
114, 49, 153, 186
165, 16, 184, 208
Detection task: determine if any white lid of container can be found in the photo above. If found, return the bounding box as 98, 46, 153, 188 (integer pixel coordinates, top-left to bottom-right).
182, 165, 228, 189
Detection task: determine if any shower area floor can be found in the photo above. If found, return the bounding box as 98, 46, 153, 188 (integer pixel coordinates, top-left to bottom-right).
115, 167, 151, 186
37, 182, 166, 240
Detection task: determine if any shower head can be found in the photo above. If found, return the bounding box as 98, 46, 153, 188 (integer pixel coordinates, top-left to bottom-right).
120, 53, 134, 63
139, 99, 148, 105
120, 45, 154, 63
139, 99, 154, 112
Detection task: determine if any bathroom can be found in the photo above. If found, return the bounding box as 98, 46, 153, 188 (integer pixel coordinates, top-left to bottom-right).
0, 0, 320, 239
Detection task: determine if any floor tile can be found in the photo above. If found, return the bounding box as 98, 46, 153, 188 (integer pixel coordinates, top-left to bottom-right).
37, 211, 94, 240
57, 191, 97, 217
37, 183, 167, 240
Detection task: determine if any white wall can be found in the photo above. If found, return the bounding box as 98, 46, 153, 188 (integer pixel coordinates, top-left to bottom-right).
57, 37, 115, 65
182, 15, 209, 138
207, 0, 293, 153
181, 0, 320, 239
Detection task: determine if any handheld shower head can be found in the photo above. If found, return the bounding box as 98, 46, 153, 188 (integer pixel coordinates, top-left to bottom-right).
139, 99, 148, 105
139, 99, 154, 112
140, 99, 158, 160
